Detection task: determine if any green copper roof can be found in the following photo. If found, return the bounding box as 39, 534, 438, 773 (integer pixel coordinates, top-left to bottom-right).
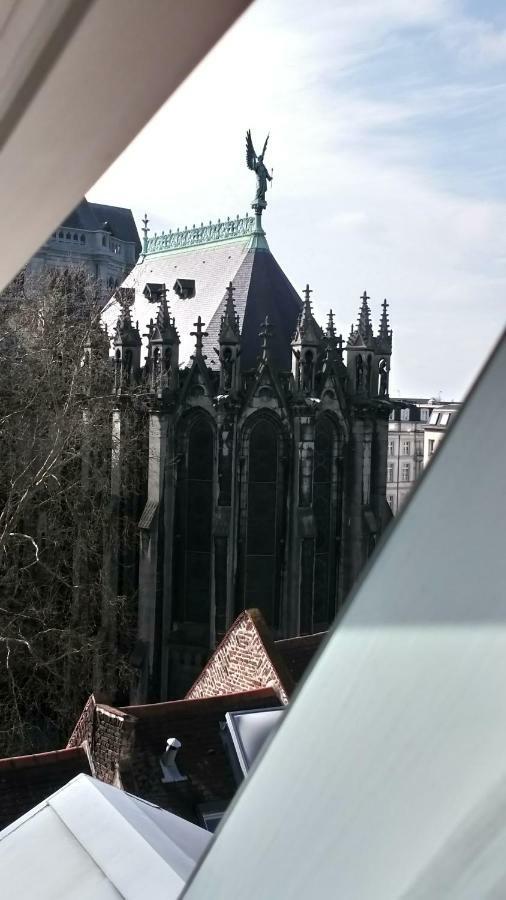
145, 215, 256, 256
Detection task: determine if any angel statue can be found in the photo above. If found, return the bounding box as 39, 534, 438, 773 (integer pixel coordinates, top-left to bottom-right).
246, 129, 272, 210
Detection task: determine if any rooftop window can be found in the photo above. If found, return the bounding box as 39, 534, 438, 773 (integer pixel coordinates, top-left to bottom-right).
174, 278, 196, 299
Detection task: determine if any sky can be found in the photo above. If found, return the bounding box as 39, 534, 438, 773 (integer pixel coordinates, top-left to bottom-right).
88, 0, 506, 399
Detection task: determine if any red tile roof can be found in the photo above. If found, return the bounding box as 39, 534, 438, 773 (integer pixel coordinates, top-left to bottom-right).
118, 688, 280, 821
0, 746, 92, 829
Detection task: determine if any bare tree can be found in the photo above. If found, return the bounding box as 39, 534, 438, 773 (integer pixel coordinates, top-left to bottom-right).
0, 268, 138, 755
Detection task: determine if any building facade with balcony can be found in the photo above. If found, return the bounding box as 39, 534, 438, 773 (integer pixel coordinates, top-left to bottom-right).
387, 399, 460, 514
28, 198, 140, 295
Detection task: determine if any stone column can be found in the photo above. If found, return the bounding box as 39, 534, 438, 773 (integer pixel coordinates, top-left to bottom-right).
100, 398, 142, 697
136, 407, 170, 700
372, 414, 389, 526
289, 412, 316, 636
343, 414, 365, 595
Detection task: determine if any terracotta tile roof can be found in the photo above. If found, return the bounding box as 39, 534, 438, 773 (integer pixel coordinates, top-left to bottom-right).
119, 688, 280, 823
274, 632, 327, 684
0, 746, 92, 829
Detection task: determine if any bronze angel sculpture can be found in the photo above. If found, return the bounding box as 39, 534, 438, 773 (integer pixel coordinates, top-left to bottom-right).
246, 130, 272, 209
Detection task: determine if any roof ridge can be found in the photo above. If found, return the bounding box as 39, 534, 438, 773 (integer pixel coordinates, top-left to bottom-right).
145, 214, 255, 256
275, 631, 327, 647
89, 201, 132, 212
122, 686, 277, 717
0, 746, 87, 770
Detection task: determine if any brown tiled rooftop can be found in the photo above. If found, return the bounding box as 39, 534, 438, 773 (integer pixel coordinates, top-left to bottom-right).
274, 632, 326, 684
119, 687, 280, 820
0, 746, 92, 829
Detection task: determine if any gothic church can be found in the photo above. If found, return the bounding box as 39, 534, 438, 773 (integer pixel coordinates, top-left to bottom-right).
103, 149, 393, 701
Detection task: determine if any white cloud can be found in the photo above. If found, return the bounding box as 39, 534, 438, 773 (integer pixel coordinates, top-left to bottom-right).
442, 16, 506, 65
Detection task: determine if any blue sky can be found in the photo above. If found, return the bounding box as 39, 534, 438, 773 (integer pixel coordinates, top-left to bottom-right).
89, 0, 506, 398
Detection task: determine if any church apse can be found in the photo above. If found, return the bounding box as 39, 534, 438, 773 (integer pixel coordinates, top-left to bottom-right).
103, 133, 394, 702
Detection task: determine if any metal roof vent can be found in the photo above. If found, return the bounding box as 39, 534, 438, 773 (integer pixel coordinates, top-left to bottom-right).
160, 737, 187, 783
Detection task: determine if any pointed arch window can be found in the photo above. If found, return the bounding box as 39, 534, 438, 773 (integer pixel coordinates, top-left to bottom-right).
174, 416, 214, 629
238, 417, 286, 629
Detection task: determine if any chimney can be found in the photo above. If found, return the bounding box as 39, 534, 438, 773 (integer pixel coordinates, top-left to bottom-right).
160, 737, 187, 783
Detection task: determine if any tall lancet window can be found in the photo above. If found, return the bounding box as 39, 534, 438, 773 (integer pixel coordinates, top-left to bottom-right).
313, 415, 340, 629
238, 417, 285, 629
174, 415, 214, 628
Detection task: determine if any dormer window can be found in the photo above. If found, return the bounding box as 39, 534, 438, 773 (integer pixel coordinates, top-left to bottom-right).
173, 278, 195, 300
143, 282, 165, 303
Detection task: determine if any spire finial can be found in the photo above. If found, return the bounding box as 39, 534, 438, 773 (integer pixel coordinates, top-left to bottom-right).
155, 283, 171, 330
191, 316, 208, 357
323, 309, 343, 368
301, 284, 314, 327
357, 289, 373, 341
142, 213, 150, 253
377, 297, 392, 350
220, 281, 240, 342
303, 283, 313, 308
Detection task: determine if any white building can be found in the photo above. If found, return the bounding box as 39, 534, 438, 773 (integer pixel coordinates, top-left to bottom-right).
387, 399, 460, 515
423, 404, 460, 468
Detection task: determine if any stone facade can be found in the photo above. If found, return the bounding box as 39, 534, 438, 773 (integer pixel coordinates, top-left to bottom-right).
102, 212, 394, 703
28, 198, 140, 296
387, 399, 461, 514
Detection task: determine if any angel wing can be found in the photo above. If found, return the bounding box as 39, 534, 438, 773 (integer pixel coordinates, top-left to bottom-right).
261, 134, 269, 158
246, 129, 257, 171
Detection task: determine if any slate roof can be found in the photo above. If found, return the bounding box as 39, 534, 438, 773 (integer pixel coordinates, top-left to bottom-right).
105, 220, 302, 370
90, 202, 142, 255
118, 688, 281, 823
0, 746, 92, 829
61, 198, 141, 253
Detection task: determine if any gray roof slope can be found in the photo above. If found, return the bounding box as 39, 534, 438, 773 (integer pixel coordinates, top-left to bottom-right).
90, 202, 141, 254
107, 232, 302, 370
61, 199, 141, 252
61, 198, 97, 231
0, 773, 211, 899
